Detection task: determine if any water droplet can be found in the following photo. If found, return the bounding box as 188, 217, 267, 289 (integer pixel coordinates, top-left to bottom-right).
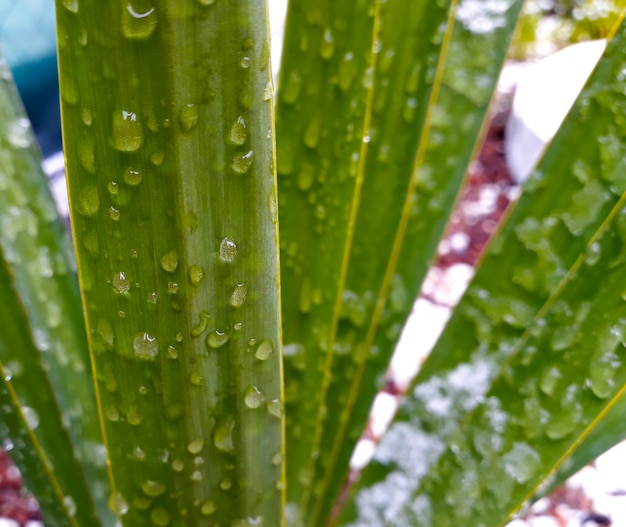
150, 506, 170, 526
124, 167, 142, 186
113, 271, 131, 294
160, 250, 179, 273
244, 386, 264, 409
263, 82, 273, 101
7, 118, 32, 148
150, 150, 165, 165
167, 282, 179, 294
229, 116, 248, 145
197, 0, 216, 4
191, 311, 211, 337
319, 28, 335, 59
234, 322, 243, 331
187, 438, 204, 454
109, 207, 121, 221
63, 496, 76, 517
282, 71, 302, 104
271, 450, 283, 466
206, 330, 230, 349
165, 403, 184, 421
105, 405, 120, 422
178, 104, 199, 132
78, 185, 100, 216
189, 371, 204, 386
122, 4, 158, 39
191, 470, 203, 481
127, 405, 143, 425
240, 56, 251, 68
133, 333, 159, 360
200, 500, 216, 515
220, 479, 232, 490
255, 339, 273, 360
266, 399, 283, 418
111, 110, 143, 152
63, 0, 78, 12
22, 407, 39, 430
304, 116, 321, 149
171, 459, 184, 472
219, 237, 238, 262
141, 480, 166, 497
338, 52, 356, 92
214, 419, 235, 452
81, 108, 93, 126
233, 150, 254, 174
109, 492, 129, 516
230, 283, 247, 308
188, 265, 204, 286
502, 442, 541, 484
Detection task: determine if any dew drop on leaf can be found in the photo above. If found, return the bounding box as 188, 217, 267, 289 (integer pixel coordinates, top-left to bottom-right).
187, 438, 204, 454
124, 167, 142, 186
230, 283, 247, 308
112, 271, 131, 294
122, 4, 158, 39
232, 150, 255, 174
219, 237, 238, 262
229, 116, 248, 145
22, 406, 39, 430
109, 492, 129, 516
206, 330, 230, 349
255, 339, 273, 360
160, 250, 179, 273
150, 506, 170, 527
111, 110, 143, 152
178, 104, 199, 132
78, 185, 100, 216
244, 386, 264, 409
133, 333, 159, 360
141, 480, 166, 497
201, 500, 216, 515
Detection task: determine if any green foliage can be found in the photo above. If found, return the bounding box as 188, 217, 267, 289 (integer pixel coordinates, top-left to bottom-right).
0, 2, 624, 527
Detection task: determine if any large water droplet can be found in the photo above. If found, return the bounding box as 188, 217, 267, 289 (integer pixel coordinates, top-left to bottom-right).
255, 339, 273, 361
109, 492, 129, 516
304, 116, 321, 149
141, 480, 166, 497
267, 399, 283, 418
206, 330, 230, 349
201, 500, 216, 515
127, 406, 143, 425
122, 4, 158, 39
244, 386, 264, 409
124, 167, 142, 186
188, 265, 205, 285
230, 283, 247, 308
178, 104, 199, 132
160, 250, 179, 273
78, 185, 100, 216
319, 28, 335, 59
22, 407, 39, 430
63, 496, 76, 517
150, 506, 170, 527
133, 333, 159, 360
7, 118, 32, 148
111, 110, 143, 152
219, 237, 238, 262
113, 271, 131, 294
232, 150, 254, 174
229, 116, 248, 145
63, 0, 79, 12
214, 418, 235, 452
187, 438, 204, 454
502, 442, 541, 484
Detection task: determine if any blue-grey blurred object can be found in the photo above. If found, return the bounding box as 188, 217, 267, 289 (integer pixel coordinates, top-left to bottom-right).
0, 0, 61, 156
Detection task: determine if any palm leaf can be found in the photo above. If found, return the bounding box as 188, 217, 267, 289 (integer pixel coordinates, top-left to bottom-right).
0, 53, 106, 526
55, 1, 283, 525
339, 12, 626, 526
